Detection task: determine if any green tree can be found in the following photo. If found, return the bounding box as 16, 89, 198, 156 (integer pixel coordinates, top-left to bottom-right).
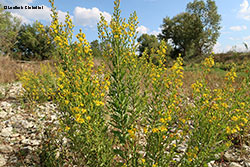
186, 0, 221, 56
159, 0, 221, 58
159, 12, 202, 58
0, 4, 21, 56
137, 33, 160, 57
14, 21, 57, 60
90, 40, 102, 57
138, 34, 173, 65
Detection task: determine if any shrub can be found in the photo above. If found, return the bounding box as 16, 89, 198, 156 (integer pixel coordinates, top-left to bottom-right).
0, 4, 21, 57
13, 21, 58, 60
18, 63, 57, 103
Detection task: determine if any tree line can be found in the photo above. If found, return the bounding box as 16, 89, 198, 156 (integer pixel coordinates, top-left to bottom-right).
0, 0, 221, 61
139, 0, 221, 60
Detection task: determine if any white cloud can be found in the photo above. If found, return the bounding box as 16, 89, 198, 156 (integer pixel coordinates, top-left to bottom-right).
14, 5, 51, 23
213, 42, 222, 53
243, 35, 250, 40
229, 36, 250, 41
149, 27, 161, 36
229, 37, 235, 41
221, 31, 231, 34
58, 10, 72, 23
228, 43, 249, 52
229, 25, 247, 31
238, 0, 250, 20
136, 26, 161, 37
2, 0, 71, 25
136, 25, 149, 34
74, 6, 111, 28
9, 6, 70, 24
229, 37, 241, 41
213, 42, 250, 53
11, 12, 31, 24
1, 0, 33, 6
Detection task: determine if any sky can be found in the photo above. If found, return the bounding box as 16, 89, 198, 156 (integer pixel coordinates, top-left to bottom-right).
1, 0, 250, 53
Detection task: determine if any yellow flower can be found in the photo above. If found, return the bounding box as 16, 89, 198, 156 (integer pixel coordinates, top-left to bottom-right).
225, 141, 231, 147
144, 127, 148, 134
141, 158, 145, 164
231, 116, 238, 121
240, 102, 245, 108
160, 118, 166, 123
242, 118, 248, 124
221, 103, 228, 108
212, 103, 219, 110
65, 126, 70, 131
128, 129, 135, 139
77, 117, 84, 124
152, 128, 159, 133
122, 163, 127, 167
226, 126, 231, 134
236, 125, 240, 131
160, 126, 167, 132
81, 109, 87, 113
180, 118, 186, 124
86, 116, 91, 121
84, 46, 90, 54
231, 128, 237, 133
94, 100, 105, 106
152, 163, 158, 167
75, 114, 85, 124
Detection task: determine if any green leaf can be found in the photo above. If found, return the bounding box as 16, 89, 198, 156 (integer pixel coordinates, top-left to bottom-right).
113, 149, 126, 159
111, 130, 125, 144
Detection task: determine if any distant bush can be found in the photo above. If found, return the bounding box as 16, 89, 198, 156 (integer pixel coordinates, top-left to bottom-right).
0, 4, 21, 57
90, 40, 102, 57
13, 21, 58, 61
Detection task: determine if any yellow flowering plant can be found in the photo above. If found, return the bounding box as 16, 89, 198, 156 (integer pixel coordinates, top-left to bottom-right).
18, 63, 57, 104
98, 1, 145, 165
99, 1, 188, 166
43, 0, 114, 166
19, 0, 250, 166
180, 56, 250, 166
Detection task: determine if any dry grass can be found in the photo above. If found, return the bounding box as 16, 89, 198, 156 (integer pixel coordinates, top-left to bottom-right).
182, 69, 244, 97
0, 56, 21, 83
1, 55, 245, 93
0, 56, 56, 84
214, 52, 250, 63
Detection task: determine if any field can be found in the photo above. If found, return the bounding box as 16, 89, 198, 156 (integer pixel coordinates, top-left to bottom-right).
0, 0, 250, 166
0, 51, 250, 167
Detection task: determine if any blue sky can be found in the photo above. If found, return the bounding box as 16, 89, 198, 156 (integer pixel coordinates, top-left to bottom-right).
1, 0, 250, 53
